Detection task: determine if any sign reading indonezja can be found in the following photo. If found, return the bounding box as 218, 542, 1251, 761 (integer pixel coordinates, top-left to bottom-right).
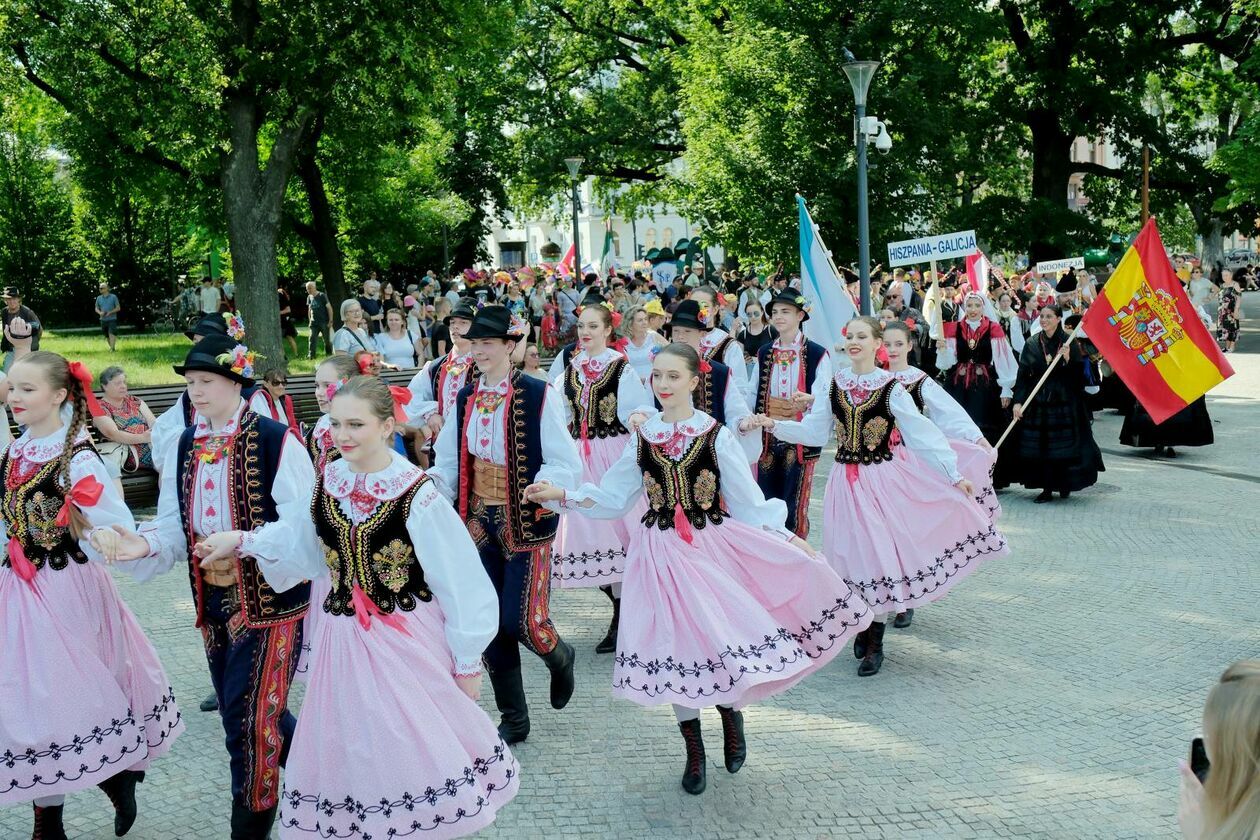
1034, 256, 1086, 274
886, 230, 978, 268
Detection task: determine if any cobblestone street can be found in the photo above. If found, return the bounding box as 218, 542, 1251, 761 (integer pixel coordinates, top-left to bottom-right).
5, 319, 1258, 840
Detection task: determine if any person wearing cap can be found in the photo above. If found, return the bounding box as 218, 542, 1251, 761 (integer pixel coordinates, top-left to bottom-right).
2, 286, 41, 371
748, 289, 832, 538
404, 298, 477, 441
105, 333, 316, 839
429, 305, 582, 746
635, 299, 761, 464
690, 285, 754, 402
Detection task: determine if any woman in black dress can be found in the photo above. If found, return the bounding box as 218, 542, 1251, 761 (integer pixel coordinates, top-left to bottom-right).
1119, 398, 1213, 458
1010, 304, 1105, 502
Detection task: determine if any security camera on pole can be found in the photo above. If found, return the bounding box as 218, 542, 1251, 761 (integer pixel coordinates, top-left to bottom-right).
841, 50, 893, 316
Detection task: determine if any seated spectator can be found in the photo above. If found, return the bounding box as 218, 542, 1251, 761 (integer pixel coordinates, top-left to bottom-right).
1180, 660, 1260, 839
94, 365, 157, 473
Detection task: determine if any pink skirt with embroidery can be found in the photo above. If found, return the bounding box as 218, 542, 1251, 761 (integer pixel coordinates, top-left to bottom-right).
279, 577, 519, 840
819, 447, 1008, 613
613, 517, 873, 709
552, 434, 644, 588
0, 562, 183, 805
952, 440, 1002, 522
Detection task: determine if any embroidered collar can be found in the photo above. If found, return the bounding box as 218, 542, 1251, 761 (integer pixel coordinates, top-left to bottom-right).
193, 399, 248, 440
639, 410, 717, 443
890, 367, 927, 386
773, 332, 804, 352
9, 425, 92, 464
699, 328, 730, 351
445, 349, 472, 366
323, 451, 425, 502
476, 375, 510, 396
572, 347, 618, 369
834, 367, 892, 391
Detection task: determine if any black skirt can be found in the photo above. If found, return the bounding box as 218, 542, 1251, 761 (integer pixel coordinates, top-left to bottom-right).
1119, 398, 1213, 448
942, 373, 1006, 443
1012, 394, 1104, 491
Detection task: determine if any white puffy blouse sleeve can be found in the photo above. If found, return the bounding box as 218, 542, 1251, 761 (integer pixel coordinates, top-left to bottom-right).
404, 366, 438, 425
149, 400, 184, 478
547, 354, 567, 385
126, 441, 187, 581
721, 378, 760, 463
536, 384, 582, 488
992, 335, 1018, 398
405, 482, 498, 675
428, 410, 460, 502
722, 340, 753, 402
556, 436, 644, 520
236, 435, 322, 591
616, 364, 653, 426
713, 427, 792, 539
920, 377, 984, 443
890, 383, 962, 484
73, 450, 138, 565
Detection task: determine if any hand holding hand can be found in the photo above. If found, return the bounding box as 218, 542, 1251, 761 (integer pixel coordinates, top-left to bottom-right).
522, 481, 564, 504
790, 391, 815, 410
627, 411, 649, 430
90, 525, 151, 563
193, 531, 242, 565
455, 673, 483, 701
426, 414, 444, 437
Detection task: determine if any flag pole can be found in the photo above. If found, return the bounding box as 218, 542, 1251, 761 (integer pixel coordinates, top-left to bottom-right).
994, 323, 1084, 449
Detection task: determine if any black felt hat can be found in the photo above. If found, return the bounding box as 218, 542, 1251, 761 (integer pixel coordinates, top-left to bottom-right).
463, 305, 526, 342
184, 313, 230, 342
445, 298, 478, 324
1056, 269, 1078, 294
670, 299, 706, 331
173, 333, 256, 386
767, 288, 811, 321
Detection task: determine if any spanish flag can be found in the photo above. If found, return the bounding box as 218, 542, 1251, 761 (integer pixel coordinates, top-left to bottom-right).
1081, 218, 1233, 423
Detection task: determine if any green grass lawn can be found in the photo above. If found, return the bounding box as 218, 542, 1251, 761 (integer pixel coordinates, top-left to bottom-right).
39, 328, 323, 387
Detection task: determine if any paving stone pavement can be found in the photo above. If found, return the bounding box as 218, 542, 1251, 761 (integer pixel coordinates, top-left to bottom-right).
4, 304, 1258, 839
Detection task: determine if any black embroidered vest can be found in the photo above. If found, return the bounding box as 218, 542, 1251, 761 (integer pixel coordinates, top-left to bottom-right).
636, 427, 729, 532
0, 440, 96, 573
306, 424, 340, 474
563, 356, 630, 440
903, 375, 928, 412
429, 354, 473, 416
830, 380, 900, 465
312, 473, 432, 617
175, 412, 310, 629
703, 333, 737, 365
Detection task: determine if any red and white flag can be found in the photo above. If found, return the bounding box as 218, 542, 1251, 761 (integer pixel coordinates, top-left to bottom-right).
559, 243, 576, 276
965, 251, 991, 293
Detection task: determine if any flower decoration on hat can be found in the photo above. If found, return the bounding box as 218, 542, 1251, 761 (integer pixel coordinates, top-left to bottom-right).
216, 344, 258, 379
508, 314, 529, 338
696, 304, 711, 324
223, 312, 246, 342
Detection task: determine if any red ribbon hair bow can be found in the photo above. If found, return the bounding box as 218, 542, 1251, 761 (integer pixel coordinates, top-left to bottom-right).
388, 385, 412, 424
56, 475, 104, 527
67, 361, 105, 418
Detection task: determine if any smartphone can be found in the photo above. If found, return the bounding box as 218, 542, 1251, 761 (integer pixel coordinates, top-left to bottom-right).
1190, 737, 1210, 782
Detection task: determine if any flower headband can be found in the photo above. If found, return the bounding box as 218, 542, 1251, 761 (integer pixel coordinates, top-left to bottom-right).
223, 312, 246, 342
216, 344, 259, 378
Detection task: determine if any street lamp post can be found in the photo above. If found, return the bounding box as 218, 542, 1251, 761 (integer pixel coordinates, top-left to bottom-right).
842, 57, 880, 316
564, 156, 584, 277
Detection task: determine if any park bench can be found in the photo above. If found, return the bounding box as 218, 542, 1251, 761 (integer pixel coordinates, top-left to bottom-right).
106, 368, 417, 508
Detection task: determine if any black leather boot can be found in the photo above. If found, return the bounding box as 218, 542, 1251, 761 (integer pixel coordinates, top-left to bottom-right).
853, 625, 870, 660
540, 639, 576, 710
716, 705, 746, 773
98, 769, 145, 836
31, 803, 68, 840
857, 621, 886, 677
1034, 489, 1054, 503
199, 691, 219, 712
595, 596, 621, 654
230, 801, 277, 840
893, 609, 914, 629
489, 667, 531, 744
678, 718, 707, 795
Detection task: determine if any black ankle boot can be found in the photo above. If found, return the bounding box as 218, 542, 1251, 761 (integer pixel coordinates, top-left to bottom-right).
32, 804, 67, 840
230, 801, 277, 840
857, 621, 886, 677
595, 597, 621, 654
489, 667, 531, 744
893, 609, 914, 629
1059, 488, 1072, 498
1034, 489, 1054, 503
678, 718, 707, 795
853, 626, 870, 660
199, 691, 219, 712
716, 706, 746, 773
540, 640, 576, 709
98, 769, 145, 836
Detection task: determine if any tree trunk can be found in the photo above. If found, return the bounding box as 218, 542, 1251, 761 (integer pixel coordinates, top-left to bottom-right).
1199, 215, 1225, 276
1027, 110, 1074, 262
220, 94, 310, 374
296, 140, 348, 326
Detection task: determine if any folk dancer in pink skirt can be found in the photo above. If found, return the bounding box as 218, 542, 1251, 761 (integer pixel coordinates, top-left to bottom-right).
525, 343, 873, 796
249, 376, 518, 839
430, 305, 582, 746
404, 298, 477, 459
748, 289, 832, 539
547, 295, 652, 653
104, 334, 315, 840
765, 317, 1008, 678
880, 319, 1002, 631
2, 353, 182, 840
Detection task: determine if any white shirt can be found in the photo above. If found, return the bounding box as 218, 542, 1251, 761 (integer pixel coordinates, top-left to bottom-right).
889, 367, 984, 444
150, 398, 186, 477
199, 285, 222, 314
246, 389, 279, 423
622, 334, 661, 384
772, 367, 962, 484
249, 451, 498, 674
124, 399, 317, 592
374, 330, 419, 369
332, 326, 373, 355
552, 411, 793, 539
546, 347, 653, 430
428, 374, 581, 501
404, 350, 473, 424
0, 426, 135, 564
699, 328, 753, 401
747, 333, 833, 404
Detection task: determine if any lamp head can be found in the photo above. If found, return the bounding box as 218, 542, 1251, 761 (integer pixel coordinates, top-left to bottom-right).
564, 156, 584, 179
841, 59, 880, 107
